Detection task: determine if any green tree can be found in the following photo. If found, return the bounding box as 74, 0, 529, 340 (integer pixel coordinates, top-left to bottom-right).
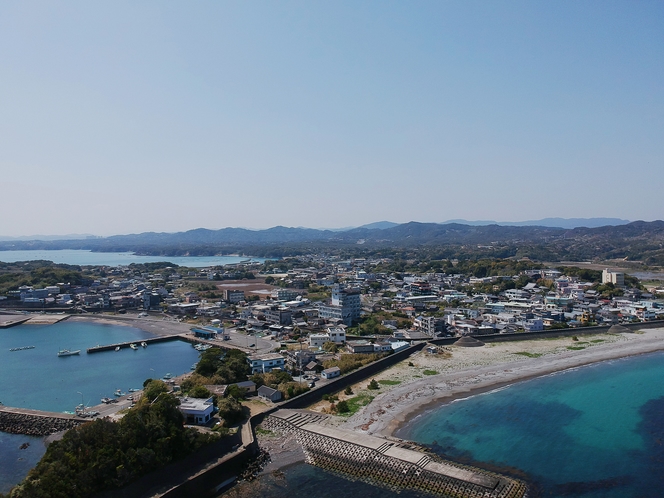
143, 379, 168, 403
368, 379, 380, 390
217, 397, 245, 426
188, 385, 211, 398
336, 400, 350, 413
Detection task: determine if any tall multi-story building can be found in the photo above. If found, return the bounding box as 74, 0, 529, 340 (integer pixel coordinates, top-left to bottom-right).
318, 284, 361, 326
224, 289, 245, 303
602, 269, 625, 287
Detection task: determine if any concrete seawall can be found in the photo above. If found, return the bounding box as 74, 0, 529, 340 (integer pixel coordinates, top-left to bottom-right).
0, 406, 83, 436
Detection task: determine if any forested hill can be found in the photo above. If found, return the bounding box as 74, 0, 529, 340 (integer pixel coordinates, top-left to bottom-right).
1, 221, 663, 264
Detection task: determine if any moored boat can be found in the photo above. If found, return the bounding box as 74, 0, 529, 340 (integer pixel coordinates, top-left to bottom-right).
141, 341, 147, 348
129, 343, 138, 350
57, 349, 81, 357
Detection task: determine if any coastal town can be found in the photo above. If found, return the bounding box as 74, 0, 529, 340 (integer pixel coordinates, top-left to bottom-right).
2, 256, 663, 339
2, 255, 664, 497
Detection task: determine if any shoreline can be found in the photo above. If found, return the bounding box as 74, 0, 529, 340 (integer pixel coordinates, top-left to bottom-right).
343, 328, 664, 439
68, 314, 194, 337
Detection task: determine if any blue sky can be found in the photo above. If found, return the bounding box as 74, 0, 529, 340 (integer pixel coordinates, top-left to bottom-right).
1, 1, 662, 236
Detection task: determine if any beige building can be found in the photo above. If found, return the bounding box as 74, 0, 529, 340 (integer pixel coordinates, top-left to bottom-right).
602, 269, 625, 287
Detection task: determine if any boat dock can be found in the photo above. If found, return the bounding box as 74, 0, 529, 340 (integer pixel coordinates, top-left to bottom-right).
0, 315, 31, 328
86, 334, 194, 353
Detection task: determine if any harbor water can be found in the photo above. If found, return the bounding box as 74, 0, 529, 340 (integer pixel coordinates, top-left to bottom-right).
0, 321, 200, 492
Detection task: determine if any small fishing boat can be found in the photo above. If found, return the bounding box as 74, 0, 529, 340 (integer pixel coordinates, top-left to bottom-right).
114, 389, 126, 397
57, 349, 81, 357
141, 342, 147, 348
115, 346, 120, 351
128, 388, 140, 392
129, 343, 138, 350
163, 373, 173, 380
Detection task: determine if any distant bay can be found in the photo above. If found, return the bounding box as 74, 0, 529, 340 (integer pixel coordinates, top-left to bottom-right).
0, 249, 265, 267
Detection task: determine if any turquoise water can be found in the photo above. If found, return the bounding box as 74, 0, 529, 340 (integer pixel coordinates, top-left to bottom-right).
0, 249, 265, 267
0, 321, 201, 493
399, 351, 664, 497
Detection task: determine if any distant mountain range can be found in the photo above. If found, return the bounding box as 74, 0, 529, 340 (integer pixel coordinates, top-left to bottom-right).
1, 219, 664, 265
0, 233, 99, 242
440, 218, 631, 229
0, 219, 664, 266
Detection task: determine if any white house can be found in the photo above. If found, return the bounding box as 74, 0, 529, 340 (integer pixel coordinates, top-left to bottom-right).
326, 326, 346, 344
247, 353, 286, 374
179, 397, 214, 425
321, 366, 341, 379
309, 333, 329, 348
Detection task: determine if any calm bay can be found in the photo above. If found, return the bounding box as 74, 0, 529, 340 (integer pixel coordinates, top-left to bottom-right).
0, 250, 265, 267
0, 321, 200, 493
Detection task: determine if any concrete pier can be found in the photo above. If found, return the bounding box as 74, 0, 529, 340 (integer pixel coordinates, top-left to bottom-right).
263, 410, 528, 498
86, 334, 192, 353
0, 315, 31, 328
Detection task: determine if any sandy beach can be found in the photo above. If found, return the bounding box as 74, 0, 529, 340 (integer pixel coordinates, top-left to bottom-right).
68, 314, 194, 336
341, 328, 664, 438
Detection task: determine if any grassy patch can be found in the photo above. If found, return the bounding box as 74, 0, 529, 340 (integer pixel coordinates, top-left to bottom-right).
378, 379, 401, 386
590, 339, 605, 343
255, 427, 274, 436
514, 352, 543, 358
576, 341, 589, 345
422, 370, 439, 376
567, 346, 586, 351
342, 394, 375, 416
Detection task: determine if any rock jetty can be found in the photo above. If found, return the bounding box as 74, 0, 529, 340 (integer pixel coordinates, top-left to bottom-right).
0, 409, 83, 436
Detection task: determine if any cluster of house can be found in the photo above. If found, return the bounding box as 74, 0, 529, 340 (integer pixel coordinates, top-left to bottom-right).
0, 266, 189, 311
427, 268, 663, 335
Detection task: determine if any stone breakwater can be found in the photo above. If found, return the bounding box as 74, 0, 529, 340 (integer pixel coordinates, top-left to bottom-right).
0, 408, 83, 436
263, 410, 528, 498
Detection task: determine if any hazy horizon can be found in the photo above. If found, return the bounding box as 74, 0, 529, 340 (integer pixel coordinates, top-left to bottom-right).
1, 2, 662, 236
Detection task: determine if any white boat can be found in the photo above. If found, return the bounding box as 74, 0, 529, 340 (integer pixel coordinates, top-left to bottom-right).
57, 349, 81, 357
163, 373, 173, 380
115, 346, 120, 351
114, 389, 126, 397
141, 342, 147, 348
128, 388, 140, 392
129, 343, 138, 350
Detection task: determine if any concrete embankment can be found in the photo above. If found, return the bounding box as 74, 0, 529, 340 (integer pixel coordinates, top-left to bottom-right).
0, 406, 83, 436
